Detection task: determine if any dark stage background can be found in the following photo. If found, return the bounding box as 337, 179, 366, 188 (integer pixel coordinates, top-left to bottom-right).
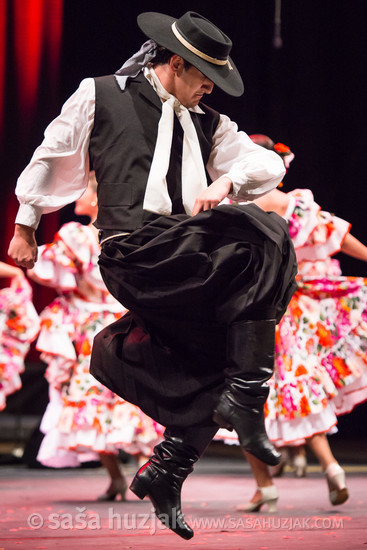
0, 1, 366, 442
2, 1, 367, 278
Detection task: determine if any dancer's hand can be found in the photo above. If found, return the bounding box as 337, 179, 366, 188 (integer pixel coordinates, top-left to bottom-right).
192, 176, 232, 216
8, 224, 38, 269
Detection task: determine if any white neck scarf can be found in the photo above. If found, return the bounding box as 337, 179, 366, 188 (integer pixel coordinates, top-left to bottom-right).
143, 66, 208, 216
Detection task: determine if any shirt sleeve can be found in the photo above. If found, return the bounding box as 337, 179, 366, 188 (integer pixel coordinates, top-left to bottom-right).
206, 114, 286, 201
14, 78, 96, 229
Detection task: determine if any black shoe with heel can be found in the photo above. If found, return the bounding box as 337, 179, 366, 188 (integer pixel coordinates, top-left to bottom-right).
97, 478, 127, 501
129, 435, 199, 540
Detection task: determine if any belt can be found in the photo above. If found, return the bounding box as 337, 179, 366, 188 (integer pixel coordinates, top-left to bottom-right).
98, 230, 131, 245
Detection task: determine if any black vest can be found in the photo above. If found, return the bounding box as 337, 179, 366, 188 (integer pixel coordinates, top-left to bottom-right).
89, 74, 220, 232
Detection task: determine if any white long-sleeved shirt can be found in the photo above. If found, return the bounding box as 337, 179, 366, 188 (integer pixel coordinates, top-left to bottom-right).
15, 77, 285, 229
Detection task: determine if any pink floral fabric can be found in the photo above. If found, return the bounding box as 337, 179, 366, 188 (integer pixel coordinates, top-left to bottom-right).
217, 189, 367, 446
35, 222, 163, 467
0, 277, 40, 410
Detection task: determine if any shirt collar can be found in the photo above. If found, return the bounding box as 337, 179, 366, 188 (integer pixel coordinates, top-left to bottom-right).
143, 66, 205, 115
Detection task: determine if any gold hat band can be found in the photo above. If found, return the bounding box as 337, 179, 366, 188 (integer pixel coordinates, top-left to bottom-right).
171, 22, 233, 69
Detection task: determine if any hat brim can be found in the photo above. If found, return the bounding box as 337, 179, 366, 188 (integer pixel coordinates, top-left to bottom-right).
137, 12, 244, 97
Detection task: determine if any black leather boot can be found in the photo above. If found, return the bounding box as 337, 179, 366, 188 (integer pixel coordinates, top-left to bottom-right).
213, 319, 281, 466
129, 426, 217, 540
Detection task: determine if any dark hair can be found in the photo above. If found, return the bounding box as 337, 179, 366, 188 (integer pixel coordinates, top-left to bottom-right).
249, 134, 294, 169
249, 134, 275, 151
153, 45, 192, 70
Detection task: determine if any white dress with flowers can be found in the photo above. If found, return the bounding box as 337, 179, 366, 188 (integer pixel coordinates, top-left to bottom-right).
0, 278, 40, 410
217, 189, 367, 446
35, 222, 164, 467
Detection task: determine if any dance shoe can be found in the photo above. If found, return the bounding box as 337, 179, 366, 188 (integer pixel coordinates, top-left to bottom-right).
237, 485, 278, 513
325, 463, 349, 505
129, 436, 198, 540
293, 453, 307, 478
97, 478, 128, 501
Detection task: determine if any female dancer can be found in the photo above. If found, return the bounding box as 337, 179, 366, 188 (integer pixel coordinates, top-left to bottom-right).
0, 261, 40, 410
219, 136, 367, 511
29, 172, 164, 500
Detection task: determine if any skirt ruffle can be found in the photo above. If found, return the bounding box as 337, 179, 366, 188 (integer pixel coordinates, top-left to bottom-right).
36, 295, 164, 465
0, 278, 40, 410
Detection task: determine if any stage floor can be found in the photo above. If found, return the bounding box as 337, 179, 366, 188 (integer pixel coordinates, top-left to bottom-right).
0, 456, 366, 550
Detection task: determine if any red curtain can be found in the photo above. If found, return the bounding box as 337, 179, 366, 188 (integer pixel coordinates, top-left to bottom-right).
13, 0, 63, 124
1, 0, 64, 311
0, 0, 7, 142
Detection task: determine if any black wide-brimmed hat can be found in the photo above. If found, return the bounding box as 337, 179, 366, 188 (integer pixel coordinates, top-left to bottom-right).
137, 11, 244, 97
